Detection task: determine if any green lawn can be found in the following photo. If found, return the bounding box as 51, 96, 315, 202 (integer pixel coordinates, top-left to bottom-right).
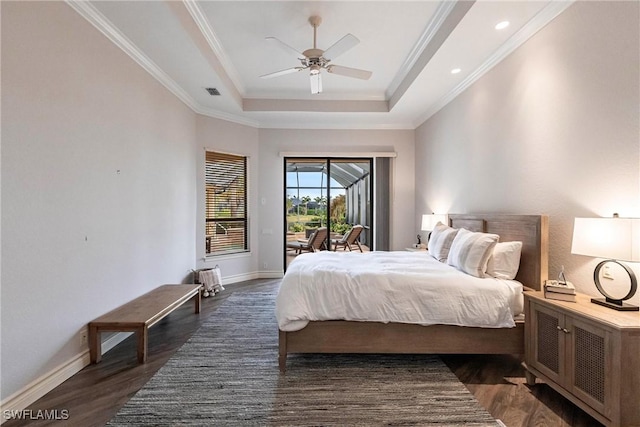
287, 214, 319, 222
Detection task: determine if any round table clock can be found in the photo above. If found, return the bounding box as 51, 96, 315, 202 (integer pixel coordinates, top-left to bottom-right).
591, 259, 638, 311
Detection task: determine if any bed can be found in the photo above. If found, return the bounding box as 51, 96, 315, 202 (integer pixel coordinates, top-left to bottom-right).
276, 214, 548, 372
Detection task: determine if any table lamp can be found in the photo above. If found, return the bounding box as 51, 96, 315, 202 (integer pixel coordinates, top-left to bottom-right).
571, 214, 640, 311
421, 214, 447, 246
422, 213, 447, 232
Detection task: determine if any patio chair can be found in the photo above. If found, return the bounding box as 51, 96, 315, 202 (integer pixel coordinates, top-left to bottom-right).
332, 225, 364, 252
286, 227, 328, 254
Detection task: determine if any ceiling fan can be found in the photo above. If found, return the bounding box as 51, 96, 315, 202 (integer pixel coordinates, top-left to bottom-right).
260, 16, 372, 94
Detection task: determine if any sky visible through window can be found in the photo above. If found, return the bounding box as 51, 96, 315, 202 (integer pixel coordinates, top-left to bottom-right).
286, 171, 345, 202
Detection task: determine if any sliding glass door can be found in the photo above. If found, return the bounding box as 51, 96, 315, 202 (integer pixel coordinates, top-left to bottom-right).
284, 157, 373, 269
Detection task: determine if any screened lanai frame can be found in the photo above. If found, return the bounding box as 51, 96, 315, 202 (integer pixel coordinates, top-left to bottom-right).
284, 157, 373, 266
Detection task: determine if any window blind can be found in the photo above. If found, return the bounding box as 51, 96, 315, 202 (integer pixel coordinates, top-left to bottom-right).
205, 151, 247, 254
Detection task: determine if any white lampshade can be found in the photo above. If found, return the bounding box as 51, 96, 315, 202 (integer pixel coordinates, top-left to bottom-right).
421, 214, 447, 232
571, 217, 640, 262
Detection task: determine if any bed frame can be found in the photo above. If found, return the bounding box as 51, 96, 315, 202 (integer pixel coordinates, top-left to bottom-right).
278, 214, 549, 372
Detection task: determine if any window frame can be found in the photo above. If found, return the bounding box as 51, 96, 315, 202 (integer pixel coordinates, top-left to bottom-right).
205, 150, 249, 256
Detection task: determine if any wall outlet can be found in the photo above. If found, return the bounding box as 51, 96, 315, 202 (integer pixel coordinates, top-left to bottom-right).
603, 264, 614, 280
81, 331, 88, 345
263, 262, 268, 269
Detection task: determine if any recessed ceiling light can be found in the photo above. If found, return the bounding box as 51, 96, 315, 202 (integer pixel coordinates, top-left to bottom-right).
451, 68, 461, 74
495, 21, 510, 30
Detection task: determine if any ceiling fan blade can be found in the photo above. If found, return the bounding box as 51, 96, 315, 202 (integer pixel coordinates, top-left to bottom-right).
327, 65, 372, 80
323, 33, 359, 61
260, 67, 304, 79
265, 36, 305, 58
310, 73, 322, 94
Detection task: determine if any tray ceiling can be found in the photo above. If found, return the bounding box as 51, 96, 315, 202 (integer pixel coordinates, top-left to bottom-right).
68, 0, 573, 129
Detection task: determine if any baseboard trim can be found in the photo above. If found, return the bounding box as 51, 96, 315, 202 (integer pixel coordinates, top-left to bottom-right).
0, 271, 281, 418
0, 331, 130, 424
256, 270, 284, 279
0, 351, 88, 423
223, 270, 283, 284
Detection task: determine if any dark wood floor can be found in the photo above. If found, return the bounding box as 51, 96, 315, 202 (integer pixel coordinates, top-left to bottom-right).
4, 279, 602, 427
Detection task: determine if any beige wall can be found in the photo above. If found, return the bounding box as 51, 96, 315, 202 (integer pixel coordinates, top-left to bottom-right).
194, 122, 416, 277
2, 2, 198, 402
415, 1, 639, 303
195, 115, 260, 279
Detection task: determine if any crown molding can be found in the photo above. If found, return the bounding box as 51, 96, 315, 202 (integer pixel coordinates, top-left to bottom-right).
65, 1, 200, 112
194, 106, 260, 128
257, 120, 415, 130
389, 0, 475, 110
413, 0, 575, 128
386, 0, 457, 99
182, 0, 246, 96
243, 99, 389, 113
65, 0, 258, 129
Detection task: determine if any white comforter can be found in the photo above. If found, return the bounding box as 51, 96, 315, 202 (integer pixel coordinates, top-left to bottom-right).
275, 251, 523, 332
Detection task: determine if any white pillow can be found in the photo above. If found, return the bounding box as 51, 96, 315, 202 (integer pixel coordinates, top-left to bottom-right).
447, 228, 499, 278
427, 222, 458, 262
486, 241, 523, 280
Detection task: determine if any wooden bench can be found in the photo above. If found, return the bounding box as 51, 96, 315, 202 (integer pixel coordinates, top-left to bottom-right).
88, 284, 201, 364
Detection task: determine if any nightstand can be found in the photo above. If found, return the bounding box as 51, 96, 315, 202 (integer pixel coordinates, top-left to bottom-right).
524, 291, 640, 427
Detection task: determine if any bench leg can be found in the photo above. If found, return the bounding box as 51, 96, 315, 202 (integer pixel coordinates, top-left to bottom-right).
89, 325, 101, 364
194, 291, 201, 314
137, 326, 148, 363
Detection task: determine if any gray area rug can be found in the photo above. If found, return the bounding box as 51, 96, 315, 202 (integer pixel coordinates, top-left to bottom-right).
108, 289, 499, 426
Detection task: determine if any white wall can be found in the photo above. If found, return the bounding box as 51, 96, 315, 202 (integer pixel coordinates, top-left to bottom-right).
195, 115, 260, 280
415, 1, 639, 303
257, 128, 416, 273
1, 2, 197, 402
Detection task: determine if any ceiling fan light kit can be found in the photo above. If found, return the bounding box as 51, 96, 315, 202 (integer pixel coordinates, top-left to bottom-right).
261, 15, 372, 94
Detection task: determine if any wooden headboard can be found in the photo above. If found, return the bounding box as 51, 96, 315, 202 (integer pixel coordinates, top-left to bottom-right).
448, 214, 549, 290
